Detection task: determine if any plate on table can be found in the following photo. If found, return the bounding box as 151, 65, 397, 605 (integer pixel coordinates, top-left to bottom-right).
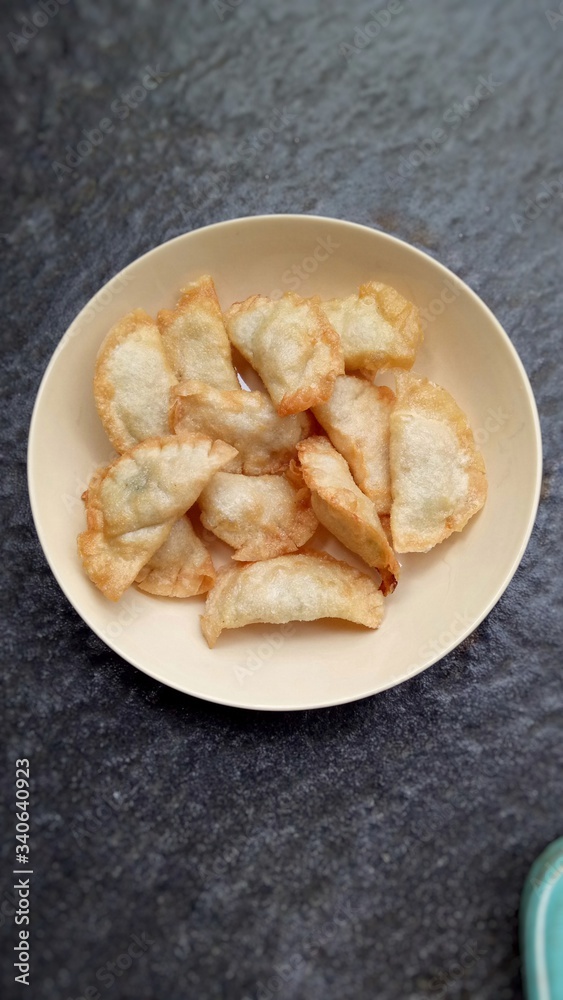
28, 215, 542, 710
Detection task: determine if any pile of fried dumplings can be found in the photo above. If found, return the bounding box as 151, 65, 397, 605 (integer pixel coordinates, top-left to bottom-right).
78, 274, 487, 648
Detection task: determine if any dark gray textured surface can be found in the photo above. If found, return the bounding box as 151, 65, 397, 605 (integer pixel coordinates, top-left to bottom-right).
1, 0, 562, 997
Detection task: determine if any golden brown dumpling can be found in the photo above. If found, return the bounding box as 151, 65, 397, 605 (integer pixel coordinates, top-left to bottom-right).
78, 433, 236, 600
200, 551, 385, 647
297, 436, 399, 595
199, 471, 317, 560
313, 375, 395, 515
171, 380, 311, 475
322, 281, 422, 375
225, 292, 344, 415
94, 309, 177, 453
158, 275, 239, 389
135, 515, 215, 597
389, 370, 487, 552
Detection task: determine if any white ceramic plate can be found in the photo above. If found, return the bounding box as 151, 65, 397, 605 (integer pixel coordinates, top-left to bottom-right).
28, 215, 542, 711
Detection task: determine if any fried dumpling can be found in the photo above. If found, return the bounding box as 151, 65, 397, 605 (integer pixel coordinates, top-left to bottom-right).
225, 292, 344, 415
157, 274, 239, 389
313, 375, 395, 515
94, 309, 177, 453
199, 471, 318, 561
78, 523, 174, 603
297, 436, 400, 595
171, 380, 311, 475
389, 370, 487, 552
322, 281, 422, 375
135, 515, 215, 597
78, 433, 237, 600
97, 433, 238, 536
78, 474, 175, 602
200, 551, 385, 647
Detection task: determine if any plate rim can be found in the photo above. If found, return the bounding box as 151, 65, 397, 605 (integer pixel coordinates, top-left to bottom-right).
27, 213, 543, 711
